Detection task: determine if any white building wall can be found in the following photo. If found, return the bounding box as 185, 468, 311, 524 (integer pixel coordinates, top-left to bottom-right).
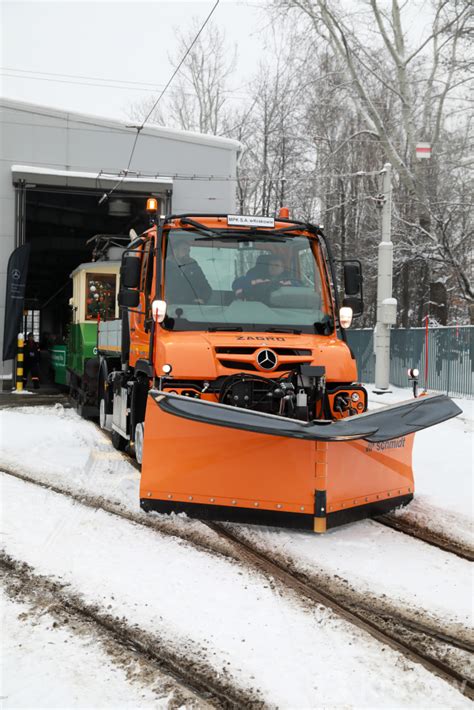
0, 98, 241, 382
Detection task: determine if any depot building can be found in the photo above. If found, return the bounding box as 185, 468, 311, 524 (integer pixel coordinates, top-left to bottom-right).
0, 98, 241, 387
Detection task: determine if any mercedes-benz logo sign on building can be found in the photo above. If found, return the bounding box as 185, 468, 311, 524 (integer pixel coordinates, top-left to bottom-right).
256, 348, 278, 371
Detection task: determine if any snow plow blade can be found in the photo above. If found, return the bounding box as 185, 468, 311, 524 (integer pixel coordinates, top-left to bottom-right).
140, 392, 461, 532
151, 391, 461, 443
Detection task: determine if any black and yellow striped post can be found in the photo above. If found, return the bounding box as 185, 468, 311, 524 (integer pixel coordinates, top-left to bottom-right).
314, 441, 328, 533
15, 333, 25, 392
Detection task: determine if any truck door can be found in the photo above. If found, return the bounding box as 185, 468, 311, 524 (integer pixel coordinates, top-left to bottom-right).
129, 238, 154, 366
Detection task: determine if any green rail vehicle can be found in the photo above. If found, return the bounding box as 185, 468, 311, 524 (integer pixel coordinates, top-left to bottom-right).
64, 235, 127, 416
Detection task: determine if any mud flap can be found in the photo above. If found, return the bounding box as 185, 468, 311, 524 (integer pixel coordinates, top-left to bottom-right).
150, 391, 461, 443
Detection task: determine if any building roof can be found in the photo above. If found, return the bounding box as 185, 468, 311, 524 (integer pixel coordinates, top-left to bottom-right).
0, 97, 242, 152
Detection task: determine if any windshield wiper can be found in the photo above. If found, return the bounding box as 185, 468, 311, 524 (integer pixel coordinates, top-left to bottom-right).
265, 327, 302, 334
207, 326, 244, 332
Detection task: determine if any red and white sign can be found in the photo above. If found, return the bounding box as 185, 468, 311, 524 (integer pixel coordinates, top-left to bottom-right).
416, 143, 432, 160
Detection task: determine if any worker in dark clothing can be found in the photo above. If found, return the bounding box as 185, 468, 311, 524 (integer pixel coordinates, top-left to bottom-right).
23, 332, 40, 389
233, 255, 301, 301
166, 239, 212, 304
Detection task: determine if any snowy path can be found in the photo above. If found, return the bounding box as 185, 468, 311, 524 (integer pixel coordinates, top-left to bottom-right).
367, 387, 473, 545
1, 397, 472, 706
0, 402, 470, 625
2, 591, 202, 709
2, 473, 470, 708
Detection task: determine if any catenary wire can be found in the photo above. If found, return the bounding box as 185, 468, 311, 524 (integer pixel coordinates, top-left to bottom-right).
102, 0, 221, 203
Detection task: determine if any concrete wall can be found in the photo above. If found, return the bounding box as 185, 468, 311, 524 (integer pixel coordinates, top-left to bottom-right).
0, 99, 241, 382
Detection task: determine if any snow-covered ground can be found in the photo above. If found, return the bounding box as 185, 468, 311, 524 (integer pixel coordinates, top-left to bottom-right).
0, 388, 472, 707
2, 594, 181, 709
367, 386, 473, 544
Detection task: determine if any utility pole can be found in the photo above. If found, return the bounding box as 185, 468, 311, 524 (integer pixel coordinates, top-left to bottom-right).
374, 163, 397, 392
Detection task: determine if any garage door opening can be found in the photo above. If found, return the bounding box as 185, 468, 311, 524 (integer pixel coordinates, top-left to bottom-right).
21, 185, 157, 388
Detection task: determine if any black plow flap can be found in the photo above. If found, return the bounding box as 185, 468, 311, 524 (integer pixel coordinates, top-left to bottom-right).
151, 391, 461, 443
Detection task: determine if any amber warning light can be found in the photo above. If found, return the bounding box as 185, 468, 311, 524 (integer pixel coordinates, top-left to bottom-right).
146, 197, 158, 212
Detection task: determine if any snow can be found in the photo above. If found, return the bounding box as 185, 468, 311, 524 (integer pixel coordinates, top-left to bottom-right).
1, 594, 170, 709
366, 386, 473, 544
227, 517, 472, 626
2, 473, 469, 709
0, 394, 472, 706
0, 405, 141, 509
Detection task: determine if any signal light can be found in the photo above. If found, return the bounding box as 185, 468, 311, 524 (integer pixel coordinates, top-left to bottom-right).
146, 197, 158, 212
407, 368, 419, 379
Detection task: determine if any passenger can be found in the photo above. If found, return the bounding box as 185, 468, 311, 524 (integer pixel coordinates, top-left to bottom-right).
232, 254, 270, 299
166, 239, 212, 304
233, 255, 301, 300
23, 332, 40, 390
267, 257, 301, 287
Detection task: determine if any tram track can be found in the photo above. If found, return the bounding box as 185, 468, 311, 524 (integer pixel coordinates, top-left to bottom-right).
208, 522, 474, 701
1, 553, 262, 709
375, 514, 474, 562
2, 464, 473, 700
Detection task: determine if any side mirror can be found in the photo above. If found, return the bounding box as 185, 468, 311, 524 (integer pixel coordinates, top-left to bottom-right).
343, 296, 363, 313
342, 260, 363, 316
343, 262, 361, 295
121, 253, 141, 289
118, 289, 139, 308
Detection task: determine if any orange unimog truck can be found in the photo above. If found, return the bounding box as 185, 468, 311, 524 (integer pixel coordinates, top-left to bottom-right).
97, 207, 460, 532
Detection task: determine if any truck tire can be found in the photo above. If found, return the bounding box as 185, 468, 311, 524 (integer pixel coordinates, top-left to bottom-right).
98, 372, 112, 431
99, 395, 112, 431
134, 422, 145, 466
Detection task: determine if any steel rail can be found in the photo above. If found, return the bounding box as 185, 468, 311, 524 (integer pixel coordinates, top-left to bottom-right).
207, 522, 474, 701
1, 554, 257, 709
375, 514, 474, 562
1, 464, 472, 700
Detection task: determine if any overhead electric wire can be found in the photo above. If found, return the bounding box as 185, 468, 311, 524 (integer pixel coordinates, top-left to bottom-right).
0, 72, 160, 93
0, 68, 249, 100
101, 0, 221, 204
0, 66, 162, 88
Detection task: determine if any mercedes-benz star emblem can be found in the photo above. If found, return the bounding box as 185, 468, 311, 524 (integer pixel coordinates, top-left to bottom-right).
256, 348, 278, 370
12, 269, 21, 280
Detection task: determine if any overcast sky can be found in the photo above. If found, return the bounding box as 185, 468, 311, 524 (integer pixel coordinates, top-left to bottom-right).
1, 0, 436, 125
1, 0, 269, 121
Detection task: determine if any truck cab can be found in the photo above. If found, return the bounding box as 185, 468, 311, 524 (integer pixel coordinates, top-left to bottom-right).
98, 213, 365, 455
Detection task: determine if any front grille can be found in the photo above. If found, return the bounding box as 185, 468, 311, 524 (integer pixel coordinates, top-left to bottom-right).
215, 347, 256, 355
218, 359, 295, 373
215, 346, 311, 356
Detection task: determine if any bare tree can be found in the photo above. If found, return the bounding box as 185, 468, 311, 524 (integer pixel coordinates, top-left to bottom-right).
273, 0, 473, 321
129, 21, 236, 135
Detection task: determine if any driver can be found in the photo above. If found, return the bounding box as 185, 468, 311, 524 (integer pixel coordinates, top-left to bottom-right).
166, 238, 212, 304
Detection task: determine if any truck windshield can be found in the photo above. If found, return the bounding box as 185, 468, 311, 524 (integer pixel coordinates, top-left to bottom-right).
162, 229, 333, 333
